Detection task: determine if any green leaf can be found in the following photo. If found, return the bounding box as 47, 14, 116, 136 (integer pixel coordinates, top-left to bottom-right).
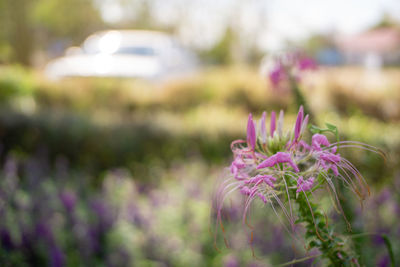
325, 123, 337, 131
314, 211, 324, 217
309, 124, 323, 134
308, 240, 321, 249
305, 231, 315, 239
381, 234, 395, 267
308, 123, 339, 143
295, 218, 305, 224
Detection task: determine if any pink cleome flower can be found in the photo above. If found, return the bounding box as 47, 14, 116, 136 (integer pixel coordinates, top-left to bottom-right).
257, 152, 299, 173
213, 105, 381, 250
296, 176, 315, 193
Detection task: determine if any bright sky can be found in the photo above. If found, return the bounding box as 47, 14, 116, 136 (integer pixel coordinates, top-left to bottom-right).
262, 0, 400, 50
98, 0, 400, 51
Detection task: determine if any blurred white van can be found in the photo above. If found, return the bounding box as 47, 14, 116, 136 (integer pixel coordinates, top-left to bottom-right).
45, 30, 198, 80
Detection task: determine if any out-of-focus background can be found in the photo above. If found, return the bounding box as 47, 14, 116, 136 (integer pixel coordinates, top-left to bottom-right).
0, 0, 400, 266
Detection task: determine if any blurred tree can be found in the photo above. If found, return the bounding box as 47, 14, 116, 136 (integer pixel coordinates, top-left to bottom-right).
304, 34, 332, 55
0, 0, 11, 63
201, 27, 236, 65
105, 0, 173, 32
33, 0, 103, 42
245, 45, 264, 66
0, 0, 270, 66
371, 13, 400, 29
129, 0, 154, 29
0, 0, 35, 65
0, 0, 103, 65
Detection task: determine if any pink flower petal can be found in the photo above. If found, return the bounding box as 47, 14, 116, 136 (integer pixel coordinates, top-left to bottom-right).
247, 114, 256, 151
270, 111, 276, 137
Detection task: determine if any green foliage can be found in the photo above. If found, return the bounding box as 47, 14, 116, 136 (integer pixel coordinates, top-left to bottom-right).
33, 0, 103, 41
0, 0, 103, 65
303, 34, 334, 56
0, 66, 37, 102
381, 234, 395, 267
371, 13, 399, 30
201, 27, 236, 65
0, 109, 237, 179
0, 0, 35, 65
294, 189, 358, 266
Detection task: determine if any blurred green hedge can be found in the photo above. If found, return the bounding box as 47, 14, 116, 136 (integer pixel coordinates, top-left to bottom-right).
0, 65, 398, 184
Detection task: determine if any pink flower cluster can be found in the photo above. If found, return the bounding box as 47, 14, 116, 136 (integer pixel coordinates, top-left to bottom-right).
268, 51, 317, 90
296, 176, 315, 193
219, 106, 374, 218
213, 106, 381, 253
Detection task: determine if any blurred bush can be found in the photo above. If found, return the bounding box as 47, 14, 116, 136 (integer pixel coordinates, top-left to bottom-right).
0, 66, 37, 103
0, 65, 286, 178
324, 67, 400, 122
0, 65, 399, 183
27, 66, 287, 113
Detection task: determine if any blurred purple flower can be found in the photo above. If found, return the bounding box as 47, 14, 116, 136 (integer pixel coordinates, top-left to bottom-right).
375, 188, 391, 206
21, 228, 33, 250
372, 229, 390, 246
248, 262, 264, 267
0, 229, 14, 251
35, 222, 53, 242
91, 200, 108, 219
298, 56, 317, 71
60, 191, 77, 213
4, 156, 17, 178
50, 246, 65, 267
223, 255, 239, 267
395, 202, 400, 217
91, 199, 115, 230
377, 255, 390, 267
268, 51, 317, 91
269, 64, 286, 88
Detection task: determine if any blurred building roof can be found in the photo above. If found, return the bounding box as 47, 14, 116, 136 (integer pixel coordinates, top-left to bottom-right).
335, 28, 400, 54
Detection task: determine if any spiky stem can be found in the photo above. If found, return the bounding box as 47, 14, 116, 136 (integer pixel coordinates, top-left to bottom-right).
293, 186, 359, 266
288, 74, 314, 122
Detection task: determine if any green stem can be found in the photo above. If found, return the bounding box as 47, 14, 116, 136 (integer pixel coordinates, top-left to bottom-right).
288, 74, 313, 122
294, 189, 359, 266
